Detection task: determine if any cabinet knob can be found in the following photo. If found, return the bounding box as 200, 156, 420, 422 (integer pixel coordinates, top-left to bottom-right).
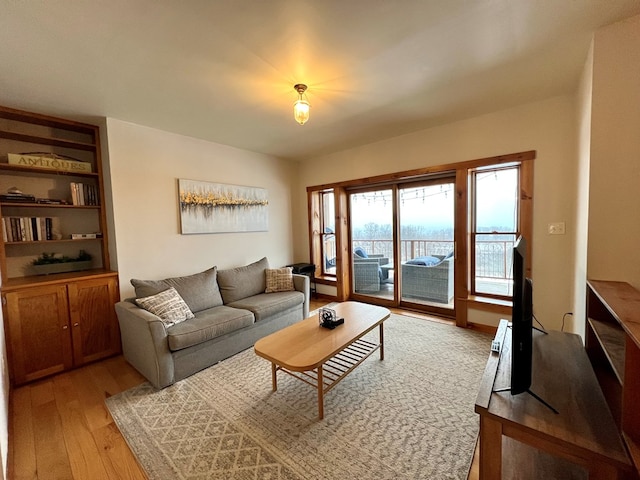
73, 322, 79, 327
62, 325, 68, 330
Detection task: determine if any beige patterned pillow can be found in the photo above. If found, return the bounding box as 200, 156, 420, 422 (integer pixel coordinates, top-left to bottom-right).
135, 287, 195, 326
265, 267, 294, 293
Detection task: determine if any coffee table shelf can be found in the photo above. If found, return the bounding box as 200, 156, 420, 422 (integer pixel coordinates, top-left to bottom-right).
278, 337, 379, 394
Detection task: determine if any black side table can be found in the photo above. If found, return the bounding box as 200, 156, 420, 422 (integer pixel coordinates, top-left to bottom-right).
287, 263, 316, 296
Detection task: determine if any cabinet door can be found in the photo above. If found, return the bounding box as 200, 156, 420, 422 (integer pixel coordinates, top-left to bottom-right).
3, 285, 72, 385
67, 276, 120, 365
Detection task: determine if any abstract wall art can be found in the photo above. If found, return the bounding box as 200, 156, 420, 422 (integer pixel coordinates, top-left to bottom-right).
178, 179, 269, 234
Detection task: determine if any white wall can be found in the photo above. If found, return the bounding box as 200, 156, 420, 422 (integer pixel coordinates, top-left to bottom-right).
295, 96, 578, 331
573, 41, 594, 340
104, 119, 297, 299
589, 15, 640, 288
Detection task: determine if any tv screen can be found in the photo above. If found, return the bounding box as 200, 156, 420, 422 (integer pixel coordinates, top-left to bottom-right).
511, 236, 533, 395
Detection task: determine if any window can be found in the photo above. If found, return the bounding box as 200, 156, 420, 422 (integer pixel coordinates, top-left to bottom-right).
320, 190, 336, 276
470, 164, 521, 298
306, 150, 534, 320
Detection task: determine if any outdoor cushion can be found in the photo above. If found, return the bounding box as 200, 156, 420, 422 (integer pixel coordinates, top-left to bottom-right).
406, 256, 441, 266
354, 247, 368, 258
218, 257, 269, 304
131, 267, 223, 313
166, 305, 254, 351
228, 291, 304, 321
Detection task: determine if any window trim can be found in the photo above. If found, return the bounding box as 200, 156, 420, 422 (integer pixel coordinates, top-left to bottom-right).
319, 189, 336, 278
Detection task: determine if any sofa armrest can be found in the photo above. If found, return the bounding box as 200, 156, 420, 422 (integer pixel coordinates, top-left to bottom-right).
292, 273, 310, 318
114, 300, 175, 389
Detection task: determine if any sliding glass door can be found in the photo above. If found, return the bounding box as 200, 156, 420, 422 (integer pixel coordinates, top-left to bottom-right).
399, 180, 455, 310
350, 188, 394, 301
348, 177, 455, 314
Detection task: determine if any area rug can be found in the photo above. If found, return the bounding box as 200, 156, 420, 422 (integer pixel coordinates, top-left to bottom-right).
106, 313, 491, 480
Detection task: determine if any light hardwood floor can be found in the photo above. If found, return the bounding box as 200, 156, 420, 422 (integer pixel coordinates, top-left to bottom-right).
9, 355, 148, 480
8, 299, 479, 480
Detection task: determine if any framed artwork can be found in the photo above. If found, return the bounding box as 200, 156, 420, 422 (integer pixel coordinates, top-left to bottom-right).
178, 179, 269, 234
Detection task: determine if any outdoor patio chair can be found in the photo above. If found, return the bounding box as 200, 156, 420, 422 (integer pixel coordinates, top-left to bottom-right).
401, 254, 454, 303
353, 247, 390, 293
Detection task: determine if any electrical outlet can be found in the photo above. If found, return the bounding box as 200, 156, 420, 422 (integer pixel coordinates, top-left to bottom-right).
548, 222, 566, 235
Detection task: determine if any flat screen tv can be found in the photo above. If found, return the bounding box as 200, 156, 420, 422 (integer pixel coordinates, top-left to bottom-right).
510, 236, 533, 395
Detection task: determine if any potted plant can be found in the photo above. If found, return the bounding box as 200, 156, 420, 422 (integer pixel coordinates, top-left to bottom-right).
31, 250, 92, 275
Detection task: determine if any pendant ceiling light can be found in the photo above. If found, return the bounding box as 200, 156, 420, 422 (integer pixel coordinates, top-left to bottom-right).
293, 84, 310, 125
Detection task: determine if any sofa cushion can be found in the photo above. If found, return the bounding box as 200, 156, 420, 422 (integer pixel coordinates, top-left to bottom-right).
166, 305, 255, 351
265, 267, 294, 293
228, 291, 304, 321
405, 256, 441, 266
217, 257, 269, 304
135, 287, 195, 326
131, 267, 223, 313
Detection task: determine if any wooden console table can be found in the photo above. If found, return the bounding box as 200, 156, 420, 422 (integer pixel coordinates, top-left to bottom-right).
475, 319, 633, 479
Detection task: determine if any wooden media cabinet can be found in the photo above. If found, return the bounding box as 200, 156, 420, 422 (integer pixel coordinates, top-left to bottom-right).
475, 317, 634, 479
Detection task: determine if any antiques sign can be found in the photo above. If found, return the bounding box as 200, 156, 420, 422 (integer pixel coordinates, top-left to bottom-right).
8, 153, 92, 173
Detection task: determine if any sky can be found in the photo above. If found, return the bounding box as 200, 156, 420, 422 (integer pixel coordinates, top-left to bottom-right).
349, 168, 517, 231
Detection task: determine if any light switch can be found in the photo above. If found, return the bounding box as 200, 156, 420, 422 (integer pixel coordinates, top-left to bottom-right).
548, 222, 566, 235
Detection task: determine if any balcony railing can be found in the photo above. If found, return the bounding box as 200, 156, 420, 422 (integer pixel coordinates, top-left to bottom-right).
326, 238, 514, 282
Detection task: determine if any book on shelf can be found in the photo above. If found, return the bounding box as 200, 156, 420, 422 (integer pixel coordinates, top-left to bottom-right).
2, 217, 53, 242
0, 193, 36, 203
70, 232, 102, 240
36, 198, 68, 205
70, 182, 99, 206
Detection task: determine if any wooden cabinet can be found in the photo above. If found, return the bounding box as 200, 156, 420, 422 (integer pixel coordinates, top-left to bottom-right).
586, 279, 640, 477
3, 272, 120, 385
475, 319, 632, 479
0, 105, 120, 385
4, 283, 72, 384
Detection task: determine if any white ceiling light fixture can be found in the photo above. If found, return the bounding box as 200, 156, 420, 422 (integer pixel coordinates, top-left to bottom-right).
293, 84, 310, 125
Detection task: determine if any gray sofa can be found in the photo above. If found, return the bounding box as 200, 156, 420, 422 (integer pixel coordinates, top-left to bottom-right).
115, 257, 309, 389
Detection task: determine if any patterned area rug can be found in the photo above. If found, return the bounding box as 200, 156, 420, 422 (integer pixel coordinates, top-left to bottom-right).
106, 313, 491, 479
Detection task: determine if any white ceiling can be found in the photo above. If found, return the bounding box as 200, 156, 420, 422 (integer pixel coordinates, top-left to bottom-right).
1, 1, 639, 161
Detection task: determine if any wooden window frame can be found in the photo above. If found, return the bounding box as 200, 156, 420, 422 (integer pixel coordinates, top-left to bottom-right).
307, 151, 535, 320
468, 162, 532, 300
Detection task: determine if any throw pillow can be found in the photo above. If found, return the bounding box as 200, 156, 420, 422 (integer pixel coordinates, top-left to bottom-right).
265, 267, 294, 293
135, 287, 195, 326
131, 267, 223, 313
405, 256, 441, 266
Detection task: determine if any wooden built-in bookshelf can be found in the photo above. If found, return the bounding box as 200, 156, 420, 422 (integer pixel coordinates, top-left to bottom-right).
0, 105, 120, 385
586, 279, 640, 477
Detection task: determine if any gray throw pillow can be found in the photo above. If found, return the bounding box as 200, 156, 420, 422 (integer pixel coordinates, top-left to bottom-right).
217, 257, 269, 304
131, 266, 223, 313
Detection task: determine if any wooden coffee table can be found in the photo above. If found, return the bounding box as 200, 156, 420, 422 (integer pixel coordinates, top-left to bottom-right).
254, 301, 390, 419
